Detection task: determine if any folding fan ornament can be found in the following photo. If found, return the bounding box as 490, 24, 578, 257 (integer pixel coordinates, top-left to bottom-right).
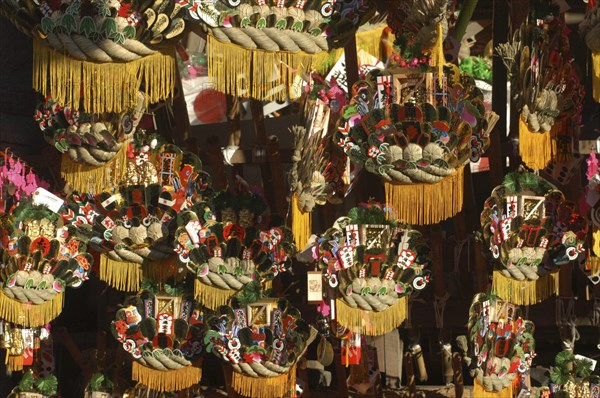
480, 170, 587, 305
111, 287, 204, 392
0, 0, 185, 114
468, 293, 536, 398
316, 204, 431, 336
497, 12, 584, 170
203, 299, 317, 398
0, 321, 51, 372
335, 64, 498, 224
183, 0, 377, 100
581, 1, 600, 102
0, 200, 93, 328
34, 93, 147, 193
174, 201, 295, 310
81, 143, 213, 291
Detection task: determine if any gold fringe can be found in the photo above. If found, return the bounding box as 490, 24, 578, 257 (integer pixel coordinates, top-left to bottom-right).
60, 141, 129, 194
593, 52, 600, 103
132, 361, 201, 392
355, 25, 391, 61
291, 193, 311, 251
231, 364, 296, 398
473, 378, 515, 398
384, 167, 464, 225
518, 117, 556, 170
586, 257, 600, 274
336, 296, 408, 336
207, 35, 331, 101
141, 257, 180, 283
0, 290, 64, 327
32, 40, 175, 113
491, 269, 560, 306
194, 279, 236, 310
7, 355, 24, 372
99, 254, 142, 292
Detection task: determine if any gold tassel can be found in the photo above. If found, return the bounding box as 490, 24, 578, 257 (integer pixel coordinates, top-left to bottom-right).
0, 290, 64, 327
491, 269, 560, 306
384, 167, 464, 225
194, 279, 236, 310
291, 193, 311, 251
427, 22, 445, 84
131, 362, 201, 392
32, 40, 174, 113
99, 254, 142, 292
335, 296, 407, 336
207, 35, 331, 101
593, 52, 600, 103
60, 141, 129, 193
7, 355, 24, 372
231, 364, 296, 398
518, 117, 555, 170
473, 378, 515, 398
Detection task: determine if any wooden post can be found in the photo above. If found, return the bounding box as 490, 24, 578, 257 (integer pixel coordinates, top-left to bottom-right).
334, 350, 349, 398
404, 352, 416, 398
431, 225, 446, 299
559, 263, 573, 298
452, 352, 464, 398
172, 62, 192, 146
344, 34, 360, 92
206, 136, 228, 191
266, 135, 288, 217
221, 363, 242, 398
489, 0, 510, 187
96, 331, 106, 371
474, 240, 489, 293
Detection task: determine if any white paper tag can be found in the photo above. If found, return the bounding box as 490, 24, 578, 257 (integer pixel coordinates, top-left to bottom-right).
575, 354, 597, 371
32, 188, 64, 213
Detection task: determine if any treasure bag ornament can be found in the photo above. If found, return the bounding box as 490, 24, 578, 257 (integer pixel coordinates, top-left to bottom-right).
203, 299, 317, 398
174, 200, 295, 309
335, 64, 498, 225
0, 201, 93, 327
480, 170, 587, 305
317, 204, 432, 336
468, 292, 536, 397
111, 289, 203, 392
0, 0, 188, 113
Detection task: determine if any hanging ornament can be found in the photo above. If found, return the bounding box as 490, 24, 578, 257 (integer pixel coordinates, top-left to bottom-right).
174, 197, 295, 309
335, 63, 498, 225
34, 93, 147, 193
182, 0, 383, 101
204, 299, 316, 398
316, 204, 431, 336
468, 292, 536, 398
0, 192, 93, 327
79, 143, 213, 291
480, 169, 587, 305
497, 10, 584, 169
0, 0, 186, 113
